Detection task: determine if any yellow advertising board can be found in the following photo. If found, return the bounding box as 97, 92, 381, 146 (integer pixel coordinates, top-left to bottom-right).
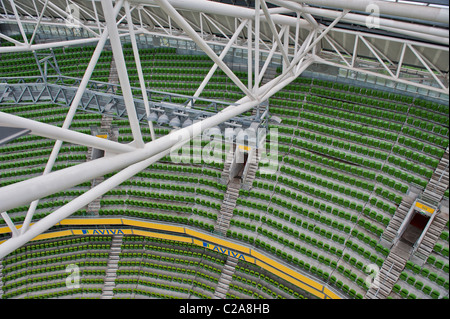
415, 202, 435, 214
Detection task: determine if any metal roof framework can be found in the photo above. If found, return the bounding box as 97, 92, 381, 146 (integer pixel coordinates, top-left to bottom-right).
0, 0, 448, 257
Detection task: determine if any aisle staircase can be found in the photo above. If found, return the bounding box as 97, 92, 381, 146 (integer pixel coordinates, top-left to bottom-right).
412, 206, 449, 265
381, 195, 416, 245
220, 147, 235, 185
101, 235, 123, 299
214, 178, 241, 235
242, 148, 260, 190
213, 256, 238, 299
422, 147, 449, 204
365, 240, 411, 299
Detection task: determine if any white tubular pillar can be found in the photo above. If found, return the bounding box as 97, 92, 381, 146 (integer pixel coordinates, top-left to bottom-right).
101, 0, 144, 148
254, 0, 260, 94
8, 0, 28, 45
1, 212, 19, 238
260, 0, 290, 69
0, 97, 262, 213
154, 0, 257, 101
124, 0, 155, 141
259, 10, 348, 98
18, 3, 125, 234
247, 18, 253, 91
290, 0, 449, 25
0, 37, 103, 54
0, 111, 135, 154
0, 139, 189, 259
254, 26, 286, 89
191, 19, 248, 104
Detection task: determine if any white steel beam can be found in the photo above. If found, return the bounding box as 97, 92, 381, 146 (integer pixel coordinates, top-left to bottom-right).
45, 0, 100, 38
268, 0, 319, 28
8, 0, 28, 45
407, 43, 447, 91
191, 19, 248, 104
259, 10, 348, 97
140, 0, 312, 30
18, 0, 125, 235
0, 32, 21, 45
153, 0, 257, 101
255, 26, 286, 89
0, 97, 261, 213
0, 37, 102, 53
0, 111, 135, 154
141, 7, 171, 36
260, 0, 291, 71
124, 0, 155, 141
395, 43, 407, 79
315, 56, 449, 95
1, 212, 19, 238
323, 34, 350, 68
254, 0, 260, 94
269, 0, 448, 45
29, 0, 48, 45
101, 0, 144, 148
0, 139, 187, 259
289, 0, 449, 25
247, 18, 253, 91
359, 35, 395, 78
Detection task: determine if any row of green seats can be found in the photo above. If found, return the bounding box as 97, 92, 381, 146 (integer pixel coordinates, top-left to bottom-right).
98, 209, 214, 231
300, 110, 397, 141
370, 194, 398, 214
414, 98, 448, 115
374, 184, 403, 204
307, 94, 407, 123
408, 105, 448, 126
308, 76, 414, 104
388, 155, 433, 180
4, 266, 105, 283
280, 165, 370, 202
3, 284, 103, 299
396, 136, 445, 158
231, 275, 301, 299
276, 156, 374, 192
3, 255, 107, 275
304, 102, 403, 132
288, 136, 384, 171
402, 125, 449, 149
3, 244, 110, 266
3, 274, 103, 292
296, 120, 394, 151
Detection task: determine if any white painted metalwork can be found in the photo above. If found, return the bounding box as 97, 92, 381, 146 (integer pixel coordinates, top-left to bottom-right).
0, 0, 448, 258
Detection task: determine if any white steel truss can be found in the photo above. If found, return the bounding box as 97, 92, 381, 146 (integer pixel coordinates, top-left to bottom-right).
0, 0, 448, 257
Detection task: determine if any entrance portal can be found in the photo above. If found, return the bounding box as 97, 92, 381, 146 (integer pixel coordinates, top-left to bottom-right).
232, 152, 248, 179
400, 211, 430, 245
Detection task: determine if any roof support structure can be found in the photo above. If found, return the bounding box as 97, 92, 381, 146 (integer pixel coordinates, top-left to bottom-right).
0, 0, 448, 258
124, 0, 155, 141
154, 0, 257, 101
18, 0, 125, 236
101, 0, 144, 148
190, 18, 248, 105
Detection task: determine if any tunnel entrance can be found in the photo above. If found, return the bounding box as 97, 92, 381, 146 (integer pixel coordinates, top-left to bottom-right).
232, 152, 248, 179
400, 210, 430, 246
